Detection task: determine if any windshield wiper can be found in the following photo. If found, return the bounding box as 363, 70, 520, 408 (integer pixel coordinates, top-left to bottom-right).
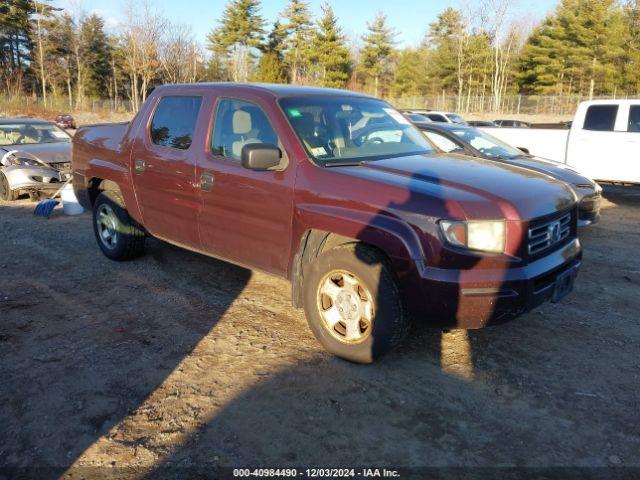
323, 160, 365, 167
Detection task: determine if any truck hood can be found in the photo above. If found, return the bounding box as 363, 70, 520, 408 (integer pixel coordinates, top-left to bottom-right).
504, 155, 597, 189
0, 142, 71, 165
336, 153, 577, 221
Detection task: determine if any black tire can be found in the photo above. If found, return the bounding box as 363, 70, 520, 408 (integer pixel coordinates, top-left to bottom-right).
0, 172, 17, 201
93, 190, 146, 261
302, 244, 410, 364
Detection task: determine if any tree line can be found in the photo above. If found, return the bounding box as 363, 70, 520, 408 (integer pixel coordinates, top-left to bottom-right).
1, 0, 639, 113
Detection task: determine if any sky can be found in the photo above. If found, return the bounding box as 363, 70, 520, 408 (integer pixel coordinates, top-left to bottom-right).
54, 0, 561, 47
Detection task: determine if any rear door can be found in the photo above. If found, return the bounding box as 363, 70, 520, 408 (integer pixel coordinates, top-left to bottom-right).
567, 104, 620, 181
614, 104, 640, 183
196, 96, 296, 275
131, 95, 203, 248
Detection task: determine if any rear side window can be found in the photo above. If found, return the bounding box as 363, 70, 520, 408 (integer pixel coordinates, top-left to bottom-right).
583, 105, 618, 131
211, 98, 279, 160
427, 114, 447, 122
628, 106, 640, 132
150, 96, 202, 150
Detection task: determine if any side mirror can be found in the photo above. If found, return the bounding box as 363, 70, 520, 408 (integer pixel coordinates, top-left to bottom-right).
241, 143, 283, 171
518, 147, 530, 155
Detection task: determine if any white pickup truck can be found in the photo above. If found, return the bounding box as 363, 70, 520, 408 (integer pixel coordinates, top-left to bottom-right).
481, 100, 640, 184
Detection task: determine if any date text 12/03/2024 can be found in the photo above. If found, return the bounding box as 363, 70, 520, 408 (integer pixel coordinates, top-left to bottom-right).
232, 468, 401, 478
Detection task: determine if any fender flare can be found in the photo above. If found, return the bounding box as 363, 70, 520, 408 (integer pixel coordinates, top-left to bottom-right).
290, 204, 426, 307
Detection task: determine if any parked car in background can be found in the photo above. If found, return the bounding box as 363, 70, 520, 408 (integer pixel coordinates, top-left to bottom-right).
482, 100, 640, 184
73, 83, 582, 363
401, 109, 468, 125
55, 114, 77, 130
494, 119, 531, 128
403, 112, 432, 124
468, 120, 498, 127
416, 122, 602, 226
0, 119, 72, 201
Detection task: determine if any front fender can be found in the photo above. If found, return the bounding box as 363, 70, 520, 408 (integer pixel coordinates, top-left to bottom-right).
294, 203, 425, 263
290, 204, 427, 307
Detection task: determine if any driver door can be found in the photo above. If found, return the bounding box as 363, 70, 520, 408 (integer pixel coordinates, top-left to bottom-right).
196, 97, 296, 275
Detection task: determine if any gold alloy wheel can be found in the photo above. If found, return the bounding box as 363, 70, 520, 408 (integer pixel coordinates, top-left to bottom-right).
316, 269, 374, 344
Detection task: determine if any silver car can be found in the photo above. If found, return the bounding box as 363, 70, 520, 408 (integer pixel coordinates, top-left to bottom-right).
0, 119, 72, 201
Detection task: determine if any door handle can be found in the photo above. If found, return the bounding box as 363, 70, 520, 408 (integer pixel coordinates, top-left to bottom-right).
200, 172, 214, 191
134, 159, 145, 174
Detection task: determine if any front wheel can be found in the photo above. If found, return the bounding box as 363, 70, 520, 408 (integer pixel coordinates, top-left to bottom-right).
0, 172, 17, 201
302, 244, 410, 364
93, 191, 146, 261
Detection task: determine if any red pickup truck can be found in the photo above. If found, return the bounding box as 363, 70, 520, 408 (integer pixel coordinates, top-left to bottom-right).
72, 83, 582, 363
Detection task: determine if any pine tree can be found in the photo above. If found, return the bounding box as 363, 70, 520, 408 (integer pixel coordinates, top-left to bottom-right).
424, 7, 464, 95
48, 13, 76, 105
207, 0, 265, 82
0, 0, 35, 94
257, 21, 288, 83
281, 0, 315, 84
79, 14, 113, 97
517, 0, 627, 96
360, 12, 397, 97
312, 3, 351, 88
623, 0, 640, 93
390, 48, 428, 98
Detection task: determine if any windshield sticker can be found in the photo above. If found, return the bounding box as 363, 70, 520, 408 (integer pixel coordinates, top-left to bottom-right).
310, 146, 327, 157
383, 108, 411, 125
51, 131, 69, 138
287, 108, 303, 118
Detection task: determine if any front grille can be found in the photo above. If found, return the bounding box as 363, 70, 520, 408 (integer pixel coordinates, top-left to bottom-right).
528, 212, 571, 255
50, 162, 71, 172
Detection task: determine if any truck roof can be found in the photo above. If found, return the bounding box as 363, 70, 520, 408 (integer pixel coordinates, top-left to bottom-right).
578, 99, 640, 107
155, 82, 374, 99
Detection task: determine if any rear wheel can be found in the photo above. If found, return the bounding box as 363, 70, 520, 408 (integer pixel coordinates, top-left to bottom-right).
0, 172, 17, 201
303, 244, 409, 364
93, 190, 146, 261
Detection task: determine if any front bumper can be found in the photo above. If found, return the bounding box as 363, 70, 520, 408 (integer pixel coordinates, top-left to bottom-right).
1, 165, 66, 193
411, 238, 582, 329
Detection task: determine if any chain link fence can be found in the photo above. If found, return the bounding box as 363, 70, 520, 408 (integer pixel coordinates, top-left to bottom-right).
387, 94, 632, 116
2, 92, 636, 119
0, 95, 134, 117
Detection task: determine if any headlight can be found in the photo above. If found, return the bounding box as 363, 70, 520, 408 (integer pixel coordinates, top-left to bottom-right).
439, 220, 506, 253
3, 155, 42, 167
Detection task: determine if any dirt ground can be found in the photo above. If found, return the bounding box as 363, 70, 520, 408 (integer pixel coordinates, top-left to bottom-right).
1, 186, 639, 478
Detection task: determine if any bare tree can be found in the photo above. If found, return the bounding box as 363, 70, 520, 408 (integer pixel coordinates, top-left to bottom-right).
32, 1, 62, 106
159, 24, 201, 84
120, 1, 166, 110
476, 0, 520, 113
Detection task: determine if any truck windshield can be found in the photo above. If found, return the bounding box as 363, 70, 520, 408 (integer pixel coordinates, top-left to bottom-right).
279, 96, 435, 165
449, 128, 524, 159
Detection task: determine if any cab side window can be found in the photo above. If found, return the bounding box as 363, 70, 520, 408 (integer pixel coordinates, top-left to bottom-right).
211, 99, 279, 160
424, 131, 462, 153
628, 106, 640, 132
150, 96, 202, 150
583, 105, 618, 131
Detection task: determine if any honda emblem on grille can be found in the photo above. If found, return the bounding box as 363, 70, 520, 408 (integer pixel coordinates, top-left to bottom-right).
548, 221, 561, 243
